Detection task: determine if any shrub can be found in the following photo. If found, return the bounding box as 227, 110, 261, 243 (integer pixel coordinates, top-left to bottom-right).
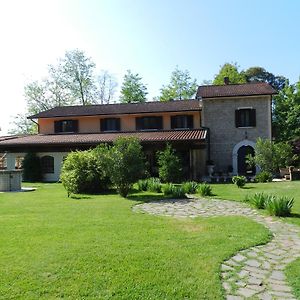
109, 137, 145, 197
182, 181, 198, 194
60, 146, 110, 197
248, 193, 269, 209
157, 144, 182, 183
197, 184, 212, 196
255, 171, 273, 183
137, 179, 148, 191
22, 152, 42, 182
147, 177, 162, 193
265, 195, 294, 217
163, 183, 186, 198
232, 176, 246, 188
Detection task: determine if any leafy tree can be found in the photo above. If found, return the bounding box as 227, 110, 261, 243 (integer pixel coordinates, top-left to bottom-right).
213, 63, 246, 85
247, 138, 295, 174
97, 70, 118, 104
60, 146, 111, 197
108, 137, 145, 197
8, 114, 37, 135
157, 144, 182, 183
243, 66, 287, 91
120, 70, 148, 103
61, 49, 97, 105
22, 152, 42, 182
159, 66, 197, 101
273, 81, 300, 141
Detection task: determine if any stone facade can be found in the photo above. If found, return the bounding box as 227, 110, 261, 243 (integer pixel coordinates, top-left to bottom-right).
201, 95, 272, 175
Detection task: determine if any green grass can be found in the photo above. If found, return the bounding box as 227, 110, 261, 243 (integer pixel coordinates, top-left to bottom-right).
209, 180, 300, 297
0, 183, 270, 299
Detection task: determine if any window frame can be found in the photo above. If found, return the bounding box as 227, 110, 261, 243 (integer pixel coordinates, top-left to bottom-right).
54, 120, 79, 133
171, 115, 194, 129
100, 118, 121, 132
235, 108, 256, 128
41, 155, 54, 174
136, 116, 163, 131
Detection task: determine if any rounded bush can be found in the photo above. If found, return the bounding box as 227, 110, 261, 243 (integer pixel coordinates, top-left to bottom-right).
255, 171, 273, 183
232, 176, 246, 188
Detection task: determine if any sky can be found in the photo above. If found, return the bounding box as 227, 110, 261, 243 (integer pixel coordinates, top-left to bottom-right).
0, 0, 299, 135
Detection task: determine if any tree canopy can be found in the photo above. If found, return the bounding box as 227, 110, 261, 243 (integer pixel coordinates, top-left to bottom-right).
213, 63, 246, 85
119, 70, 148, 103
159, 67, 197, 101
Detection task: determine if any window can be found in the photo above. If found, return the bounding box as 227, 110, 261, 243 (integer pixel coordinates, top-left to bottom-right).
136, 116, 163, 130
100, 118, 121, 132
41, 156, 54, 174
171, 115, 194, 129
235, 109, 256, 127
54, 120, 78, 133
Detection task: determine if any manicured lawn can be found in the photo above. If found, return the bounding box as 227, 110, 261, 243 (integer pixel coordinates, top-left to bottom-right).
210, 181, 300, 225
0, 183, 270, 299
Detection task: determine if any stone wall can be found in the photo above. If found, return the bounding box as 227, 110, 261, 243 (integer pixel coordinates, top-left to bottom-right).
201, 95, 272, 174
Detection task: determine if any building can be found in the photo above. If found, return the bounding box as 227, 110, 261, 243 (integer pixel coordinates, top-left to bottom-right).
0, 82, 276, 181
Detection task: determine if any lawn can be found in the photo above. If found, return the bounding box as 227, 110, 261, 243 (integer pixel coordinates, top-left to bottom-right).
210, 181, 300, 226
0, 183, 270, 299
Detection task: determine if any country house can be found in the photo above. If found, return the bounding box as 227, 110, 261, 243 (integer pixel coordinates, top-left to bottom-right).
0, 82, 276, 181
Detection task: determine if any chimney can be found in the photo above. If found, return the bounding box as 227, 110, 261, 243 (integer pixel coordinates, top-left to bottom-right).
224, 77, 230, 85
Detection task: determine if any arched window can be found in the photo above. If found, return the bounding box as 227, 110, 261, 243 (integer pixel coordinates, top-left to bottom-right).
41, 156, 54, 174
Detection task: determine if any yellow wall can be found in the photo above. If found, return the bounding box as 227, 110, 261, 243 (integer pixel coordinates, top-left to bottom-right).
38, 111, 201, 134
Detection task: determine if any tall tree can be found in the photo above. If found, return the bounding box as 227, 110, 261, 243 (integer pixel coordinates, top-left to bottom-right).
97, 70, 118, 104
273, 80, 300, 141
243, 66, 287, 91
120, 70, 148, 103
159, 66, 197, 101
8, 113, 37, 135
213, 63, 246, 85
61, 49, 97, 105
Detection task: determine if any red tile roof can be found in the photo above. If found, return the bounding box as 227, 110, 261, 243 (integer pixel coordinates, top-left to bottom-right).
0, 129, 207, 147
196, 82, 277, 99
28, 100, 201, 119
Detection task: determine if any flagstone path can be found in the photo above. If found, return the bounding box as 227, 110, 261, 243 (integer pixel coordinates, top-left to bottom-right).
133, 198, 300, 299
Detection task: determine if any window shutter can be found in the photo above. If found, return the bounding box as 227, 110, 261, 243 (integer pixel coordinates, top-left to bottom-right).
116, 118, 121, 131
171, 116, 175, 129
187, 115, 193, 129
157, 117, 163, 129
235, 110, 240, 127
54, 121, 61, 133
136, 118, 142, 130
250, 109, 256, 127
72, 120, 79, 132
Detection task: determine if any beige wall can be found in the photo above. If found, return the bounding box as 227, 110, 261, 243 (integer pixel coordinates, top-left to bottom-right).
38, 111, 201, 134
201, 95, 272, 173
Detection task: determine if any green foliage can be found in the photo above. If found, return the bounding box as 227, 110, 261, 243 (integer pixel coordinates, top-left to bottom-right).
137, 179, 148, 191
242, 66, 287, 91
163, 183, 186, 198
159, 66, 197, 101
120, 70, 148, 103
146, 177, 162, 193
273, 81, 300, 141
265, 195, 294, 217
197, 184, 213, 196
213, 63, 246, 85
157, 144, 182, 183
232, 176, 246, 188
22, 152, 42, 182
60, 146, 110, 196
247, 193, 270, 209
8, 113, 38, 135
109, 137, 145, 197
182, 181, 198, 194
255, 171, 273, 183
247, 138, 295, 174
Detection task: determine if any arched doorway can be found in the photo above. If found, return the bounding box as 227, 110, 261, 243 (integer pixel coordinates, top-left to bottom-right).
237, 146, 256, 175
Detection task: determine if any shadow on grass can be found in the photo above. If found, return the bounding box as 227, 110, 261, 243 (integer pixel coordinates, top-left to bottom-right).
290, 213, 300, 219
128, 193, 167, 203
241, 186, 255, 190
70, 195, 92, 200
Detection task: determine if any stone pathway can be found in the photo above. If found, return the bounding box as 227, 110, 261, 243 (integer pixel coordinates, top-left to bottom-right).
133, 198, 300, 299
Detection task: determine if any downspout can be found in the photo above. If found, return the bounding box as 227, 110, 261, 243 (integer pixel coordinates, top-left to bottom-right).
29, 118, 40, 134
198, 99, 211, 162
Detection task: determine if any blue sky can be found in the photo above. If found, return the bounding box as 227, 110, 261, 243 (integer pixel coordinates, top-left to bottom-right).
0, 0, 299, 134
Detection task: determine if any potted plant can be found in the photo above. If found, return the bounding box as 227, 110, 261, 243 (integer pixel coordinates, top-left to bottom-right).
206, 160, 215, 177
